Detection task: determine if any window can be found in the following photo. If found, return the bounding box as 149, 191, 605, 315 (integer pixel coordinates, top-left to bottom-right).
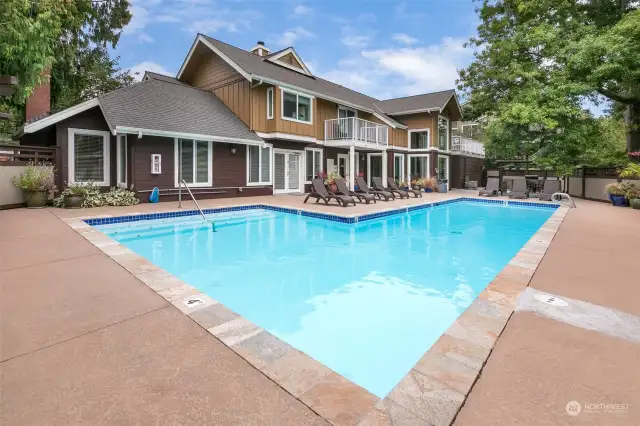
175, 139, 212, 187
266, 87, 274, 119
247, 144, 272, 185
68, 128, 110, 186
281, 89, 313, 124
305, 148, 323, 182
394, 153, 404, 182
117, 135, 127, 187
438, 116, 449, 150
408, 154, 430, 181
409, 129, 429, 150
438, 155, 449, 181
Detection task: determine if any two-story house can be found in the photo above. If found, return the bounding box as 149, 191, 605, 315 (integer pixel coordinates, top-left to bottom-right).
17, 34, 481, 201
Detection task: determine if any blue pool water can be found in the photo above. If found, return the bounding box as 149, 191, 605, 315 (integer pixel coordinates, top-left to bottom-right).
97, 202, 553, 397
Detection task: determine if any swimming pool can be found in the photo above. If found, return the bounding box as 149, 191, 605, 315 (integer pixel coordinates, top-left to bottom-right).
97, 201, 554, 398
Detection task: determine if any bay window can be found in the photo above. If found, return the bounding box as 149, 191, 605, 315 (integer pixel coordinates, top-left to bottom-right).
68, 128, 110, 186
175, 139, 212, 187
247, 144, 272, 185
282, 89, 312, 124
305, 148, 323, 182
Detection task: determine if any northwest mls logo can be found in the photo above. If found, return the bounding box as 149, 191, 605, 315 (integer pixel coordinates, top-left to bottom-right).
566, 400, 582, 416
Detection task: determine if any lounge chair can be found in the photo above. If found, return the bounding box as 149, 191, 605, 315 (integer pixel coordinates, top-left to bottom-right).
335, 179, 376, 204
372, 177, 408, 199
509, 179, 529, 199
387, 178, 422, 198
304, 178, 355, 207
538, 180, 561, 201
479, 177, 500, 197
355, 176, 394, 201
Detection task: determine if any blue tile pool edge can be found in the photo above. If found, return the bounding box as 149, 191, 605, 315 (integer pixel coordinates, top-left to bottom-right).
83, 197, 559, 226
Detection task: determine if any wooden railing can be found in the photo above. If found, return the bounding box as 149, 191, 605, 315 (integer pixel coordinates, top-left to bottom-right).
0, 144, 57, 164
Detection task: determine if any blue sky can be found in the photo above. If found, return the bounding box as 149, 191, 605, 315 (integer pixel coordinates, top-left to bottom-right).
115, 0, 478, 100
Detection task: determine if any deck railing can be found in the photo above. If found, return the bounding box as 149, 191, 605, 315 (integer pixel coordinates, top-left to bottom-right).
324, 117, 388, 147
0, 143, 57, 164
452, 136, 485, 157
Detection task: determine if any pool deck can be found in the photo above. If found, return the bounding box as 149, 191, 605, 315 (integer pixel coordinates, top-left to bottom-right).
1, 191, 639, 425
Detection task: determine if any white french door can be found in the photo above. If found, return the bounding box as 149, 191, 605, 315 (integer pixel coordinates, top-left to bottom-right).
337, 153, 350, 181
273, 149, 302, 194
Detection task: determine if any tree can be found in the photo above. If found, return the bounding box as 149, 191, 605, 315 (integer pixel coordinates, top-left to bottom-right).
0, 0, 132, 116
459, 0, 639, 172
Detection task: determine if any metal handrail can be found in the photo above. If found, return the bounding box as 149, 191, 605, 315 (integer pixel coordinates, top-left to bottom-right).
179, 179, 216, 230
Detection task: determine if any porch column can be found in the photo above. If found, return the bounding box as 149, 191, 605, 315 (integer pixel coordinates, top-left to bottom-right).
349, 145, 356, 190
382, 149, 388, 187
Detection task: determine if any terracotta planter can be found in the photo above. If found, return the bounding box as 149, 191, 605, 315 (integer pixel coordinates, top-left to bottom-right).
630, 198, 640, 210
24, 190, 47, 208
64, 194, 85, 209
329, 183, 338, 192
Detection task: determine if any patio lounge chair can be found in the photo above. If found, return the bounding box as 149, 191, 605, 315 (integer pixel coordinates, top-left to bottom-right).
372, 177, 408, 199
479, 177, 500, 197
355, 176, 394, 201
509, 179, 529, 199
304, 178, 355, 207
538, 180, 561, 201
335, 179, 376, 204
387, 178, 422, 198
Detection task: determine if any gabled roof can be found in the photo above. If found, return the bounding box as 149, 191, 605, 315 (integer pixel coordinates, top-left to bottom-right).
264, 47, 313, 76
21, 76, 263, 144
374, 89, 458, 115
142, 71, 189, 86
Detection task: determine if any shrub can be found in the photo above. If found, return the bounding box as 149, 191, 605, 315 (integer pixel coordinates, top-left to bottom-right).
606, 182, 637, 198
53, 183, 138, 208
12, 163, 57, 193
619, 163, 640, 180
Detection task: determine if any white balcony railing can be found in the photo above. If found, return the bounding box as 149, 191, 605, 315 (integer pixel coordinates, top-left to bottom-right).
452, 136, 485, 157
324, 117, 388, 147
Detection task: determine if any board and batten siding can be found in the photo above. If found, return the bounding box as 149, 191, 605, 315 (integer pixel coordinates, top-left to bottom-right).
185, 44, 242, 90
211, 80, 251, 128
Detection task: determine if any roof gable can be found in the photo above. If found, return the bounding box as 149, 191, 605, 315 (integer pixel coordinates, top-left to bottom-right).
264, 47, 312, 76
374, 90, 459, 116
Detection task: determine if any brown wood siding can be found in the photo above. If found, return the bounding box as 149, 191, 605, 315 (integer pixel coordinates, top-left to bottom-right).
51, 107, 115, 188
250, 83, 275, 133
274, 88, 316, 137
132, 136, 272, 202
212, 80, 251, 127
450, 155, 484, 189
278, 53, 303, 69
186, 46, 243, 91
389, 127, 408, 148
393, 112, 437, 147
314, 98, 338, 140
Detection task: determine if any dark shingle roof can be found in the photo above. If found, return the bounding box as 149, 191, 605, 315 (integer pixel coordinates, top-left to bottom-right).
374, 90, 456, 115
201, 35, 380, 111
143, 71, 190, 86
99, 78, 262, 142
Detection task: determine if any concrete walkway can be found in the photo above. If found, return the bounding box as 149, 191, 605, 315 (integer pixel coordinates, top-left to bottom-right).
0, 208, 328, 426
454, 199, 640, 426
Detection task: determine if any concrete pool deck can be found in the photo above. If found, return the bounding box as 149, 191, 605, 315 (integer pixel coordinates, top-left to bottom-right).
1, 191, 638, 425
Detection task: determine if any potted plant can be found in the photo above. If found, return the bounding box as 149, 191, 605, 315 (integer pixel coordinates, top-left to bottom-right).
324, 171, 341, 192
422, 177, 438, 193
399, 180, 410, 190
11, 163, 57, 208
606, 182, 628, 207
62, 182, 90, 208
410, 179, 422, 191
628, 189, 640, 210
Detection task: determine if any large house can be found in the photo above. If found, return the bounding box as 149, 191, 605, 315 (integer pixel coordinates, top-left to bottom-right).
17, 35, 483, 201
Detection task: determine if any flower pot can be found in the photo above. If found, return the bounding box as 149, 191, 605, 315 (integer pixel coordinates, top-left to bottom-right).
412, 185, 421, 191
610, 194, 627, 207
401, 186, 409, 191
424, 188, 433, 193
329, 184, 338, 192
629, 198, 640, 210
24, 190, 47, 209
64, 194, 85, 209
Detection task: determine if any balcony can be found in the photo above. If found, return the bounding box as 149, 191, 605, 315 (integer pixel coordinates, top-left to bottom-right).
452, 136, 485, 157
324, 117, 388, 149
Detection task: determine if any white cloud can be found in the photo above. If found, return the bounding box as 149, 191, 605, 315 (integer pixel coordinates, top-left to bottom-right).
342, 35, 370, 48
272, 27, 314, 47
123, 5, 150, 34
138, 32, 154, 43
392, 33, 419, 45
155, 14, 181, 23
318, 37, 473, 99
130, 61, 172, 81
293, 4, 312, 15
187, 19, 239, 34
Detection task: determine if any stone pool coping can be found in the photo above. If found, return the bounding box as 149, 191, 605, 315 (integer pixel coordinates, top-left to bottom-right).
61, 197, 570, 426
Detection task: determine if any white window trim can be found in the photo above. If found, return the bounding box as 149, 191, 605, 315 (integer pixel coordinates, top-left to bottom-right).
407, 153, 431, 182
304, 147, 323, 184
68, 128, 111, 186
393, 153, 405, 182
280, 87, 314, 125
116, 135, 127, 188
407, 128, 431, 151
173, 139, 213, 188
246, 143, 273, 186
438, 115, 450, 151
266, 87, 274, 120
338, 105, 358, 118
437, 154, 450, 182
366, 152, 382, 187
